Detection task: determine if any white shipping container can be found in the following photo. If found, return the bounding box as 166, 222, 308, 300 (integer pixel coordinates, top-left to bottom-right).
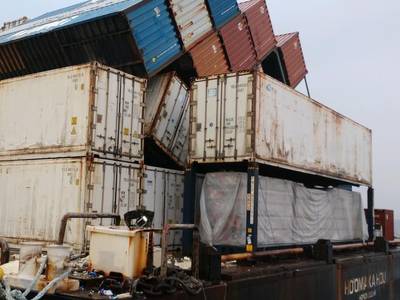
145, 72, 190, 167
170, 100, 190, 166
142, 165, 185, 248
0, 63, 145, 162
190, 72, 372, 185
0, 157, 142, 249
169, 0, 213, 50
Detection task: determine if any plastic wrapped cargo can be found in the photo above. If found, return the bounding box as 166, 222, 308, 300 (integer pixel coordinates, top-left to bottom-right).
142, 166, 184, 248
199, 173, 368, 247
144, 72, 190, 167
169, 0, 213, 50
0, 63, 145, 163
189, 31, 230, 76
190, 72, 372, 186
0, 157, 142, 249
206, 0, 240, 29
276, 32, 308, 88
0, 0, 182, 79
219, 14, 257, 72
239, 0, 276, 60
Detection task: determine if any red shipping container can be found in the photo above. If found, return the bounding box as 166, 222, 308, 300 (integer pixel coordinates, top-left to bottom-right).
219, 14, 257, 72
190, 32, 229, 77
239, 0, 276, 60
276, 32, 308, 88
375, 209, 395, 241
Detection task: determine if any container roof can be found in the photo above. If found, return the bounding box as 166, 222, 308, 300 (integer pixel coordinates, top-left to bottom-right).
0, 0, 143, 44
276, 32, 298, 47
238, 0, 263, 12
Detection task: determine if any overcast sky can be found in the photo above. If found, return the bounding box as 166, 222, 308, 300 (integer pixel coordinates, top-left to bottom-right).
1, 1, 399, 216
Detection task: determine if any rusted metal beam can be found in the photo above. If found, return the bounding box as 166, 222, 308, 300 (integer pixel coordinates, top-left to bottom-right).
0, 238, 10, 265
57, 213, 121, 245
160, 224, 199, 278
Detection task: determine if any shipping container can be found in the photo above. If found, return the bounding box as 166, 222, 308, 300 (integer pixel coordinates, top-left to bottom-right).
219, 14, 257, 72
0, 157, 142, 249
144, 72, 190, 167
190, 72, 372, 186
276, 32, 308, 88
189, 31, 230, 77
239, 0, 276, 60
0, 63, 145, 162
0, 0, 182, 79
205, 0, 240, 29
169, 0, 213, 50
170, 100, 190, 166
375, 210, 395, 241
142, 166, 185, 248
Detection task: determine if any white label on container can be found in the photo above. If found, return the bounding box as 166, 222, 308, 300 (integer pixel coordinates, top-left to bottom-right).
154, 7, 161, 17
238, 22, 243, 31
207, 88, 217, 97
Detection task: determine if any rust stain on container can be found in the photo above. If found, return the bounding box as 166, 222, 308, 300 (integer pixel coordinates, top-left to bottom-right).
239, 0, 276, 60
276, 32, 308, 88
190, 31, 229, 76
219, 14, 257, 72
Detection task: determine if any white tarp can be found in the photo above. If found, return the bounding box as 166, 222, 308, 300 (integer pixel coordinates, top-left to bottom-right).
200, 173, 368, 247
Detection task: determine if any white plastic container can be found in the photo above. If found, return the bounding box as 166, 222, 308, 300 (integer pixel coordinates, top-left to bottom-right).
190, 72, 372, 186
0, 157, 142, 249
144, 72, 190, 166
0, 63, 145, 162
87, 226, 148, 278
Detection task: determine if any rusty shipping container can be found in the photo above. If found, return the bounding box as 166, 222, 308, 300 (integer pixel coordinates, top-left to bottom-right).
144, 72, 190, 167
219, 14, 257, 72
0, 157, 142, 249
190, 72, 372, 186
169, 0, 213, 50
239, 0, 277, 60
276, 32, 308, 88
0, 63, 145, 162
189, 31, 230, 77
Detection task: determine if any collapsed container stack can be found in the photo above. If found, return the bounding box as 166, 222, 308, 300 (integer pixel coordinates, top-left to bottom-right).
0, 0, 373, 257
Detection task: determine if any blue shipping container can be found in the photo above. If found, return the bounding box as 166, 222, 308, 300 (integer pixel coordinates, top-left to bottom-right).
205, 0, 240, 29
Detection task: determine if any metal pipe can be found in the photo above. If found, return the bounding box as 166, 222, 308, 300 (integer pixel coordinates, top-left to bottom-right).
221, 247, 304, 263
58, 213, 121, 245
0, 238, 10, 265
160, 224, 199, 278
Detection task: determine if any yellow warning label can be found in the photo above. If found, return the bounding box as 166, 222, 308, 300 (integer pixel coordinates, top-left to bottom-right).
71, 117, 78, 125
246, 244, 253, 252
123, 128, 130, 136
247, 228, 252, 234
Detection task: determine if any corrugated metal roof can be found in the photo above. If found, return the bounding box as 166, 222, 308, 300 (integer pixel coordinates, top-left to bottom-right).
206, 0, 240, 29
0, 0, 142, 44
276, 32, 308, 88
239, 0, 276, 60
0, 0, 182, 79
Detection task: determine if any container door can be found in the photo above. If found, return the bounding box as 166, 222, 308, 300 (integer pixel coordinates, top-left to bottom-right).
171, 100, 190, 165
93, 67, 144, 161
191, 77, 221, 160
153, 76, 189, 152
220, 74, 253, 160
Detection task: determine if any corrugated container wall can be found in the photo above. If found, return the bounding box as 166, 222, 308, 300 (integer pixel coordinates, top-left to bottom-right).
0, 0, 182, 79
276, 32, 308, 88
189, 31, 229, 76
144, 72, 190, 167
219, 14, 257, 72
142, 166, 184, 248
168, 0, 213, 50
205, 0, 240, 28
0, 158, 142, 249
190, 72, 372, 186
239, 0, 276, 60
0, 63, 145, 162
